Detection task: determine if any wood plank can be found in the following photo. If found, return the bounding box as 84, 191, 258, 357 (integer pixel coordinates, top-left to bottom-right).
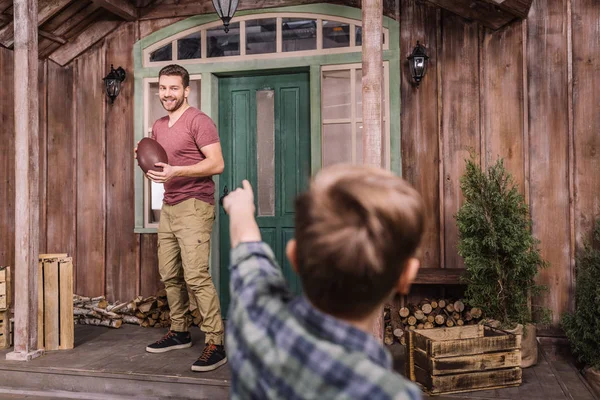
59, 258, 73, 349
92, 0, 137, 20
0, 48, 15, 273
0, 0, 12, 13
11, 0, 41, 357
414, 347, 521, 375
481, 21, 526, 191
38, 59, 48, 254
39, 29, 67, 44
105, 22, 137, 303
572, 0, 600, 254
481, 0, 533, 18
428, 331, 521, 359
440, 12, 480, 270
526, 0, 571, 325
74, 49, 105, 297
424, 0, 516, 30
48, 19, 121, 66
139, 17, 184, 39
0, 0, 73, 47
37, 259, 43, 347
400, 0, 441, 269
414, 325, 483, 342
414, 267, 463, 285
140, 0, 346, 20
414, 365, 522, 394
46, 61, 76, 262
43, 260, 59, 350
140, 234, 162, 297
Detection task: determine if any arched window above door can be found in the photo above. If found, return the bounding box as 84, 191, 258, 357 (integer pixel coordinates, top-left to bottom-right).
143, 13, 389, 67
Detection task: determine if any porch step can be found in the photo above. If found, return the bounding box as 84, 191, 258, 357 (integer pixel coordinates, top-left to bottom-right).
0, 365, 230, 399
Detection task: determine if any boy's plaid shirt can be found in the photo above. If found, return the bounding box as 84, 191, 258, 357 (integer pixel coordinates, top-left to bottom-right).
226, 241, 422, 400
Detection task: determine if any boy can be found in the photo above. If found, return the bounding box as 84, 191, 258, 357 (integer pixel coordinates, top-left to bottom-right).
222, 164, 424, 399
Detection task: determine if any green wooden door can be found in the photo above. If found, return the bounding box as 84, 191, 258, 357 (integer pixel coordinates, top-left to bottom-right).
218, 72, 310, 314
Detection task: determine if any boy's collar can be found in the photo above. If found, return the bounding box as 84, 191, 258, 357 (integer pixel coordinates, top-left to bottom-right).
292, 296, 392, 369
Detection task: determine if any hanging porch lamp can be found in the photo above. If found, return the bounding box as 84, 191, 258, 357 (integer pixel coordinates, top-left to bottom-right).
212, 0, 239, 33
103, 64, 126, 103
407, 41, 429, 87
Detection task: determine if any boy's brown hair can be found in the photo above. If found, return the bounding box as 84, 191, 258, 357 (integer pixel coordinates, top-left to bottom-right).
159, 64, 190, 88
294, 164, 424, 319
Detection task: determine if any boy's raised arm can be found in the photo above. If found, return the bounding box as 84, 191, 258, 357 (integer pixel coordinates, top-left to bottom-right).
222, 180, 262, 248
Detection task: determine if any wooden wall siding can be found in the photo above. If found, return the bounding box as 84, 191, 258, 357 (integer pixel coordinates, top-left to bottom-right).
572, 0, 600, 251
0, 47, 14, 271
527, 0, 572, 324
480, 21, 526, 191
46, 60, 76, 265
105, 23, 138, 303
75, 44, 107, 297
440, 12, 481, 270
39, 60, 48, 254
400, 0, 441, 269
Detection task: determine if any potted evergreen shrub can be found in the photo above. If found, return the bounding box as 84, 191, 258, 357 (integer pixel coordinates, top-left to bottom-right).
456, 156, 549, 368
561, 220, 600, 396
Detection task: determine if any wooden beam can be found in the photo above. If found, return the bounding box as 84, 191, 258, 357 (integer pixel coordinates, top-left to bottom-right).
0, 0, 72, 47
48, 19, 121, 66
6, 0, 43, 362
0, 0, 12, 13
481, 0, 533, 19
413, 268, 465, 285
0, 13, 10, 22
91, 0, 137, 21
39, 29, 66, 44
424, 0, 516, 30
362, 0, 383, 342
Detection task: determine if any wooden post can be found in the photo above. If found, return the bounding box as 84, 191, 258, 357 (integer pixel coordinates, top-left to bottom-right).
6, 0, 43, 361
362, 0, 384, 342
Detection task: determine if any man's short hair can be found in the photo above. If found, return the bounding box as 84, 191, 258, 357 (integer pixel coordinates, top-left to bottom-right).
159, 64, 190, 88
294, 164, 425, 319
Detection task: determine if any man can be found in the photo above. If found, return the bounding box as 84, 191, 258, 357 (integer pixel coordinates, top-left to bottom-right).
141, 64, 226, 372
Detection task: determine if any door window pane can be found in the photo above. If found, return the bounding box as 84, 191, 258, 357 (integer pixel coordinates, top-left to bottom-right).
322, 123, 352, 167
282, 18, 317, 52
256, 90, 275, 216
322, 70, 351, 120
323, 20, 350, 49
150, 43, 172, 62
246, 18, 277, 55
207, 23, 240, 57
177, 32, 201, 60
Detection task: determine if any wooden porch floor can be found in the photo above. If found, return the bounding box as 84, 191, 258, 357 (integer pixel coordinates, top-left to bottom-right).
0, 325, 596, 400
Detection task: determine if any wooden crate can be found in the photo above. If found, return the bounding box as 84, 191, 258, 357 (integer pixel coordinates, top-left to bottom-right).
407, 324, 522, 395
0, 310, 9, 349
0, 266, 11, 311
38, 254, 74, 350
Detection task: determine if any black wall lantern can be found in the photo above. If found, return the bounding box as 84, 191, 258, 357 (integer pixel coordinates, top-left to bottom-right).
103, 65, 126, 104
407, 41, 429, 87
212, 0, 239, 33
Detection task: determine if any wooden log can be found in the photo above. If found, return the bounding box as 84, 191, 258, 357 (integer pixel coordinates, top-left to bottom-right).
430, 300, 438, 310
456, 319, 465, 326
417, 323, 425, 330
435, 314, 446, 326
453, 300, 465, 313
399, 307, 410, 318
420, 302, 433, 315
407, 316, 417, 326
464, 311, 473, 321
427, 315, 435, 323
470, 307, 482, 319
77, 317, 122, 329
384, 325, 394, 345
424, 322, 434, 329
445, 303, 455, 313
122, 315, 141, 325
438, 299, 446, 309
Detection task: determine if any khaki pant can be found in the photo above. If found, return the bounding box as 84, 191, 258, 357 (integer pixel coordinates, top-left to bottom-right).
158, 198, 224, 345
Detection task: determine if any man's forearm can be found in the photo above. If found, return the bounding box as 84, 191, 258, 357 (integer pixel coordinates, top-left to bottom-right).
174, 158, 224, 178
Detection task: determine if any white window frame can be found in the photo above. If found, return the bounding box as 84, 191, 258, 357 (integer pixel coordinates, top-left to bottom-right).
143, 13, 390, 67
321, 62, 391, 169
142, 74, 202, 229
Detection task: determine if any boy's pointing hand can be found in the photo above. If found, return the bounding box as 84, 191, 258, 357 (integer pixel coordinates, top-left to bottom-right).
223, 180, 256, 217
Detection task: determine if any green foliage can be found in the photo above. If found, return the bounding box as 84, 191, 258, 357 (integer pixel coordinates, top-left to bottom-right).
561, 220, 600, 369
456, 156, 549, 328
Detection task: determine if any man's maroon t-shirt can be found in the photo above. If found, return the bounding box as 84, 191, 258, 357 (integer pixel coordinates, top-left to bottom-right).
152, 107, 220, 206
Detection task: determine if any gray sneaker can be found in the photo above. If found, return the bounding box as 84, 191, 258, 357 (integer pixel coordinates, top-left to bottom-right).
146, 330, 192, 353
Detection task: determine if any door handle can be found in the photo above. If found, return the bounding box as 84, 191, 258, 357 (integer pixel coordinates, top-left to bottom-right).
219, 185, 229, 207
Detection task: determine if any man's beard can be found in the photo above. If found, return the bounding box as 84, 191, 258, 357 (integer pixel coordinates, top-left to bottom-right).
161, 96, 185, 112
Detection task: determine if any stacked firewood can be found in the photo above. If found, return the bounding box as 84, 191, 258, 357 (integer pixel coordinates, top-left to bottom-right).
383, 299, 483, 345
73, 290, 202, 329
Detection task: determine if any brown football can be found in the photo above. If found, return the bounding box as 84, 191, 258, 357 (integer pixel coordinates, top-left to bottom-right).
137, 137, 168, 174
